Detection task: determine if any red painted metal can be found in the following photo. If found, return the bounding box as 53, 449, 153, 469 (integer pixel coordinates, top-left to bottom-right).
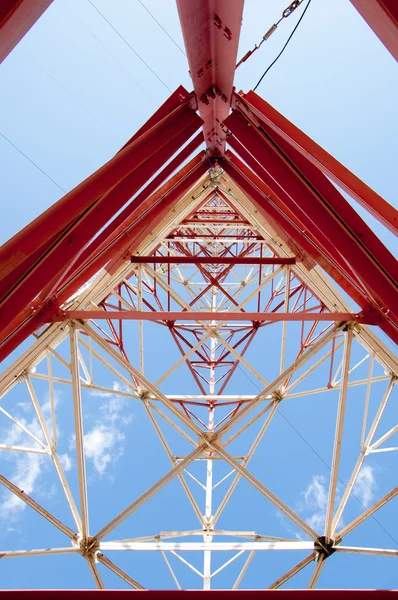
235, 91, 398, 236
0, 0, 53, 63
41, 129, 204, 298
223, 154, 358, 288
226, 136, 384, 296
176, 0, 244, 154
131, 256, 296, 265
0, 158, 208, 363
224, 110, 398, 336
0, 90, 193, 291
0, 106, 202, 343
224, 156, 398, 346
349, 0, 398, 61
119, 86, 194, 151
59, 311, 368, 323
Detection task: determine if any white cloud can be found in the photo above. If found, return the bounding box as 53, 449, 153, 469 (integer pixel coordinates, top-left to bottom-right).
0, 392, 62, 524
59, 453, 72, 472
84, 425, 125, 475
301, 475, 328, 531
353, 465, 376, 508
79, 389, 133, 476
0, 453, 45, 520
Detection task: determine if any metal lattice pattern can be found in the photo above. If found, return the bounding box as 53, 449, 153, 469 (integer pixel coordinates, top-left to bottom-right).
0, 170, 397, 589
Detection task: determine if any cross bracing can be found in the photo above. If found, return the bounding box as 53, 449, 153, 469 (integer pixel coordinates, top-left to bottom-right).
0, 167, 396, 589
1, 0, 397, 590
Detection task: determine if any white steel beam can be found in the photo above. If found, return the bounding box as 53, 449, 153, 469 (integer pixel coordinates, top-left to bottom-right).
94, 445, 205, 541
97, 553, 145, 589
70, 324, 89, 539
0, 474, 76, 540
324, 328, 353, 543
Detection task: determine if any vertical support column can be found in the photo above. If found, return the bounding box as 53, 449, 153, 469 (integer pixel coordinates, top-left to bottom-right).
138, 266, 144, 375
324, 327, 353, 544
280, 266, 290, 378
203, 282, 217, 589
70, 322, 89, 540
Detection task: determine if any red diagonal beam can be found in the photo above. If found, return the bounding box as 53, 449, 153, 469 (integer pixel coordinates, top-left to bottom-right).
0, 158, 208, 362
350, 0, 398, 61
235, 91, 398, 236
46, 130, 204, 295
227, 138, 371, 291
224, 110, 398, 328
0, 106, 202, 340
221, 154, 398, 344
0, 87, 192, 289
0, 0, 53, 63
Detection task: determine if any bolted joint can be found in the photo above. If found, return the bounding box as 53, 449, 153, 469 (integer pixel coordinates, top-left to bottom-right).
314, 536, 336, 560
75, 536, 100, 558
200, 431, 222, 455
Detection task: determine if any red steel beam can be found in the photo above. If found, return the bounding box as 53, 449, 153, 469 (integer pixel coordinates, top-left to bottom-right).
59, 310, 370, 323
130, 256, 296, 265
0, 107, 202, 346
0, 0, 53, 63
224, 110, 398, 330
349, 0, 398, 61
227, 135, 385, 295
0, 88, 192, 289
44, 130, 205, 296
176, 0, 244, 154
221, 155, 398, 344
0, 158, 208, 362
119, 85, 194, 151
59, 155, 207, 298
235, 91, 398, 236
224, 152, 365, 292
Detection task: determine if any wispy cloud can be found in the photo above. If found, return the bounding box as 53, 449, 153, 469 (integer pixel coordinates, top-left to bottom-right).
0, 452, 45, 520
0, 404, 47, 522
79, 385, 134, 476
84, 425, 125, 475
0, 394, 72, 526
300, 475, 328, 532
353, 465, 377, 508
59, 453, 73, 472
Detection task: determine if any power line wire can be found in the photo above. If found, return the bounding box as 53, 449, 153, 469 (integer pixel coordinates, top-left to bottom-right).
86, 0, 172, 92
60, 0, 153, 101
1, 132, 66, 193
253, 0, 313, 91
26, 53, 118, 144
136, 0, 186, 56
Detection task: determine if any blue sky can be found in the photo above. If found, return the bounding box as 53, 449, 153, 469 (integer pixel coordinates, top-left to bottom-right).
0, 0, 397, 590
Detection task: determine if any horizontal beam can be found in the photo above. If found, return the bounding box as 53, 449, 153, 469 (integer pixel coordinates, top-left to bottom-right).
56, 311, 368, 323
99, 541, 314, 552
131, 256, 295, 265
182, 219, 249, 225
1, 591, 396, 598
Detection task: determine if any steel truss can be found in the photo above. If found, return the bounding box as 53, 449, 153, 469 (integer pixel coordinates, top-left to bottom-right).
1, 1, 398, 590
0, 169, 397, 590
